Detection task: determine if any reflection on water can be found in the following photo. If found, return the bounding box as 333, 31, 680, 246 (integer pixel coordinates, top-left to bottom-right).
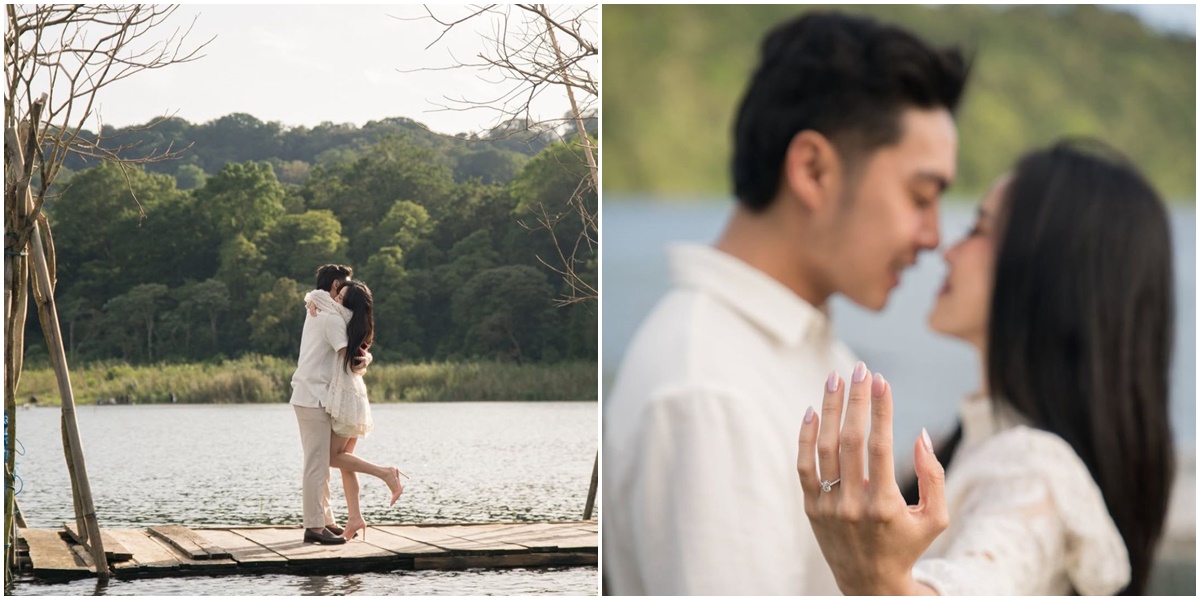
14, 568, 599, 596
10, 402, 597, 595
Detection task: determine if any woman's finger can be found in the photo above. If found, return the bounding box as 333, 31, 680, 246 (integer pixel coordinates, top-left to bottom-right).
796, 406, 821, 500
817, 370, 844, 488
838, 361, 871, 496
914, 428, 949, 533
867, 373, 897, 497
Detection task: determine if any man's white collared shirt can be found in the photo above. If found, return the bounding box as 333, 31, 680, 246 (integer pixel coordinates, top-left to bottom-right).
603, 243, 856, 595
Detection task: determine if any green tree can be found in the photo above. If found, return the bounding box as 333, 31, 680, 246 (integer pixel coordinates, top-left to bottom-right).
358, 200, 434, 258
191, 279, 230, 353
358, 246, 421, 359
261, 210, 349, 282
249, 277, 304, 356
104, 283, 170, 362
452, 265, 557, 363
174, 164, 207, 190
194, 161, 285, 239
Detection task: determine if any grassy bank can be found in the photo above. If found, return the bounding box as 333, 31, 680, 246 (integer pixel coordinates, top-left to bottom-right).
15, 356, 598, 405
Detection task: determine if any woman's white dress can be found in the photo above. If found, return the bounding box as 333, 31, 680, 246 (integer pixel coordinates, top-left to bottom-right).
304, 290, 373, 439
910, 394, 1132, 595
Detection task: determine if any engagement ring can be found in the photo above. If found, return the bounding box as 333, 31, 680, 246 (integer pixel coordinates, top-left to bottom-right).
820, 478, 841, 493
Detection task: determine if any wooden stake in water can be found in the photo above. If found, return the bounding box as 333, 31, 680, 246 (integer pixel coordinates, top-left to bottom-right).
6, 122, 109, 581
584, 452, 598, 520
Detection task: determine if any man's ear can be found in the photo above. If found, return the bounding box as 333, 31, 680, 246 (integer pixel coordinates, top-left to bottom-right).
782, 130, 842, 214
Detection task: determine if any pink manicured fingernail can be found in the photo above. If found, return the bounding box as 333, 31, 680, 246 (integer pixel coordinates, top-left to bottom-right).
804, 406, 815, 423
825, 370, 838, 393
921, 427, 934, 453
871, 372, 885, 398
852, 361, 867, 383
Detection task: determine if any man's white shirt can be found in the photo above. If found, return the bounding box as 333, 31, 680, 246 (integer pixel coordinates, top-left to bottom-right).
603, 243, 856, 595
289, 296, 349, 408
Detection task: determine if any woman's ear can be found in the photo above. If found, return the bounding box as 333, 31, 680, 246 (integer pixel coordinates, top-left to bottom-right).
783, 130, 843, 214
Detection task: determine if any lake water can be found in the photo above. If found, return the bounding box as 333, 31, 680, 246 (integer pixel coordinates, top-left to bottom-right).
602, 200, 1197, 448
8, 402, 599, 595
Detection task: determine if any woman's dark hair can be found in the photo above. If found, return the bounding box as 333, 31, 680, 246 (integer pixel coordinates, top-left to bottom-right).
315, 264, 352, 292
905, 139, 1175, 595
732, 11, 970, 211
338, 280, 375, 373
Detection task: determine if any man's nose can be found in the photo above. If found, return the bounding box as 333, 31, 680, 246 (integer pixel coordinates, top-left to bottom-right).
917, 210, 941, 250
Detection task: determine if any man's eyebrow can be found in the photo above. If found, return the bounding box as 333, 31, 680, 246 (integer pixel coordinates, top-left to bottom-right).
914, 171, 951, 193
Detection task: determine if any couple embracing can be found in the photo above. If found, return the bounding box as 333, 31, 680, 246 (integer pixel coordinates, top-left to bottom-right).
289, 264, 407, 545
605, 11, 1174, 596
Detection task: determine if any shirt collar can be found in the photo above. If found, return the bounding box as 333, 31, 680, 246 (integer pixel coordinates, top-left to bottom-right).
667, 243, 832, 348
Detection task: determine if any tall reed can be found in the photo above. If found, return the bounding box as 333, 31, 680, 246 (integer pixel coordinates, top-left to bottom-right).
17, 356, 597, 405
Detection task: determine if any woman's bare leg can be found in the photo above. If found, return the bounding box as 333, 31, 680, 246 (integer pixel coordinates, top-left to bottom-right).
330, 431, 404, 504
339, 438, 366, 539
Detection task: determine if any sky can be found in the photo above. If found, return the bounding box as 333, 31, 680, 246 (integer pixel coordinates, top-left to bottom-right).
58, 5, 597, 136
32, 4, 1187, 135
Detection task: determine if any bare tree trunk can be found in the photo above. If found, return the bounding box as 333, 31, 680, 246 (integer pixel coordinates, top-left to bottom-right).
3, 117, 34, 587
541, 5, 598, 192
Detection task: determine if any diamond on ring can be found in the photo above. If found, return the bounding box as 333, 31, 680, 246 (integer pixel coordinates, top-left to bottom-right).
820, 478, 841, 493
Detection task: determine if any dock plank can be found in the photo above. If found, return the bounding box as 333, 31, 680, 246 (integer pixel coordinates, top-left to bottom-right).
63, 522, 134, 562
192, 529, 287, 568
148, 525, 231, 560
21, 528, 90, 579
232, 527, 398, 566
357, 526, 446, 555
104, 529, 182, 574
378, 525, 528, 554
467, 522, 597, 551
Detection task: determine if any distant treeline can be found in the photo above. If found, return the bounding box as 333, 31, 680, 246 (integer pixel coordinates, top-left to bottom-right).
60, 112, 596, 188
603, 4, 1195, 199
29, 114, 597, 368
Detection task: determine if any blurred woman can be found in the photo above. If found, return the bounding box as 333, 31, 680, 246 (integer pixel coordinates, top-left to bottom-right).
796, 139, 1174, 595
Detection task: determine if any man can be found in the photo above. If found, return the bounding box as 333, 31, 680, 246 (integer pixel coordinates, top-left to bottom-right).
603, 12, 969, 595
291, 263, 353, 545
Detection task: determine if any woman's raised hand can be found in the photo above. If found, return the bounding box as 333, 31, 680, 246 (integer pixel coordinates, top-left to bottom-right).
796, 361, 948, 595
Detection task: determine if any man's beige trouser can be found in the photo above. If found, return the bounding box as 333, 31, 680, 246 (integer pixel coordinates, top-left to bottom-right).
293, 405, 334, 529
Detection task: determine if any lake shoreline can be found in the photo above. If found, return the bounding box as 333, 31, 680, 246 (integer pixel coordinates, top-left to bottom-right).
16, 357, 598, 405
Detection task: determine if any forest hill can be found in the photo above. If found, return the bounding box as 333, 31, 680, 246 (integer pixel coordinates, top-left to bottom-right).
32, 114, 597, 367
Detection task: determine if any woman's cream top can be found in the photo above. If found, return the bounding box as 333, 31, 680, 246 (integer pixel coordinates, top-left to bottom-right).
910, 395, 1131, 595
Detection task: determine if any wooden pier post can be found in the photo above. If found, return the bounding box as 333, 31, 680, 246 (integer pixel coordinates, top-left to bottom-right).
6, 122, 109, 581
583, 452, 598, 520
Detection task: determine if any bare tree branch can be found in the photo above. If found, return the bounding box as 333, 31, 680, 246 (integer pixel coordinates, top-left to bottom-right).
402, 4, 598, 304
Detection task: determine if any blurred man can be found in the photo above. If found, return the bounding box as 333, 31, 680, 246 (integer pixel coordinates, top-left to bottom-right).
603, 11, 969, 594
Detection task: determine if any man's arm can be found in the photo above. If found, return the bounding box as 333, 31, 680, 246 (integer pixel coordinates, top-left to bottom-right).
628, 386, 807, 595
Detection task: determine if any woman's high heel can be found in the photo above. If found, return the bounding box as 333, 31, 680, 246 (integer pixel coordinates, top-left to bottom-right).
342, 517, 367, 541
387, 467, 406, 506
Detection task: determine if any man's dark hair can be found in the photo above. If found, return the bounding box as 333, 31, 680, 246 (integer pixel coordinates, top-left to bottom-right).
315, 264, 353, 292
732, 11, 970, 210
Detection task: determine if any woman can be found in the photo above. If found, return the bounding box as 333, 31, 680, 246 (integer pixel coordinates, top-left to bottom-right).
796, 140, 1174, 595
306, 279, 407, 541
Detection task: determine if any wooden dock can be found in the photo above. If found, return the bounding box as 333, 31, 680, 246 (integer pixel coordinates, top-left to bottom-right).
14, 521, 597, 581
